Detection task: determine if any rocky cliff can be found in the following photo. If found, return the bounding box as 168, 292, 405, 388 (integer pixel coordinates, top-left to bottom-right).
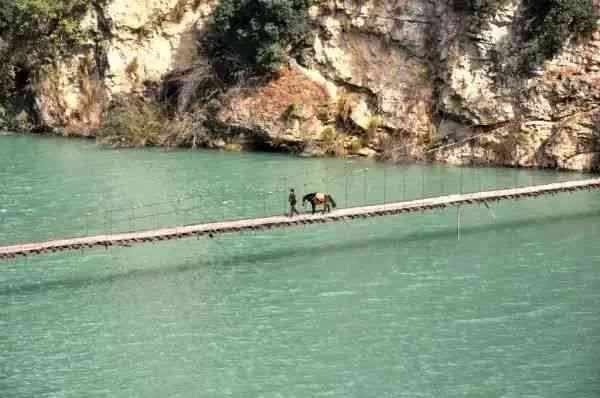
5, 0, 600, 170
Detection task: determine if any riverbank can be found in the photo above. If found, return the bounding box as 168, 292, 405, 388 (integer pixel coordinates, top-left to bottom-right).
6, 126, 600, 176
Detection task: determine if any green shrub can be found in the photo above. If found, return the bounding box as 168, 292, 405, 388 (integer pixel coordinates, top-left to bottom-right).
454, 0, 597, 74
0, 0, 90, 102
520, 0, 597, 70
204, 0, 312, 82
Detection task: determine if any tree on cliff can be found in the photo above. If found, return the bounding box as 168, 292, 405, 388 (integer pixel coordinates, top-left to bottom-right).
203, 0, 312, 83
453, 0, 597, 72
521, 0, 597, 67
0, 0, 89, 103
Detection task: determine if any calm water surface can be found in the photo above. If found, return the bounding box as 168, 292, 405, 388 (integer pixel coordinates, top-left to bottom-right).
1, 134, 600, 397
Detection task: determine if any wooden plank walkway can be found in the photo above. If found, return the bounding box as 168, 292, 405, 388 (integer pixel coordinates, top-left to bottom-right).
2, 178, 600, 260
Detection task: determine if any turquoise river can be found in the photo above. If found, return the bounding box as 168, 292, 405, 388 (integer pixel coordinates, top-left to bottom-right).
1, 134, 600, 397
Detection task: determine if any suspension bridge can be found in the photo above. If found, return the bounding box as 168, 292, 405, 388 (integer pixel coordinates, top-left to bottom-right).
1, 177, 600, 260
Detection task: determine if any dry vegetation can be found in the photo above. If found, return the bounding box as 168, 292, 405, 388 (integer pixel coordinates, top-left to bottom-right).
97, 96, 212, 149
319, 127, 348, 156
97, 97, 165, 147
365, 115, 382, 142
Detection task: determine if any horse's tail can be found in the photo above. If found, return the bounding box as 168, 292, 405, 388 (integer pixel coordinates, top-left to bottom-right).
327, 195, 337, 208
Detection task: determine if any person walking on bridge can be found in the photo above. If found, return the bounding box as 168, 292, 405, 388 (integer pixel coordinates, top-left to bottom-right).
288, 188, 299, 217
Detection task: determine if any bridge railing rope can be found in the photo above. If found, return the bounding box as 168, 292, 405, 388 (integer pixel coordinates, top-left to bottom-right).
1, 153, 593, 247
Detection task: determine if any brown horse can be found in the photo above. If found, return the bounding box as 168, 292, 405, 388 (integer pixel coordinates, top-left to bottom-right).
302, 192, 337, 214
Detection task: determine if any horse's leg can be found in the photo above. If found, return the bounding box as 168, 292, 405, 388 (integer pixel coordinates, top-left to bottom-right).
311, 202, 315, 214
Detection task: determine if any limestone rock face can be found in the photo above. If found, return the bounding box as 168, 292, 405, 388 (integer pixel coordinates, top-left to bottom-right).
34, 0, 214, 134
35, 57, 105, 135
309, 0, 437, 157
215, 66, 332, 148
432, 1, 600, 171
100, 0, 214, 95
357, 147, 377, 157
29, 0, 600, 170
